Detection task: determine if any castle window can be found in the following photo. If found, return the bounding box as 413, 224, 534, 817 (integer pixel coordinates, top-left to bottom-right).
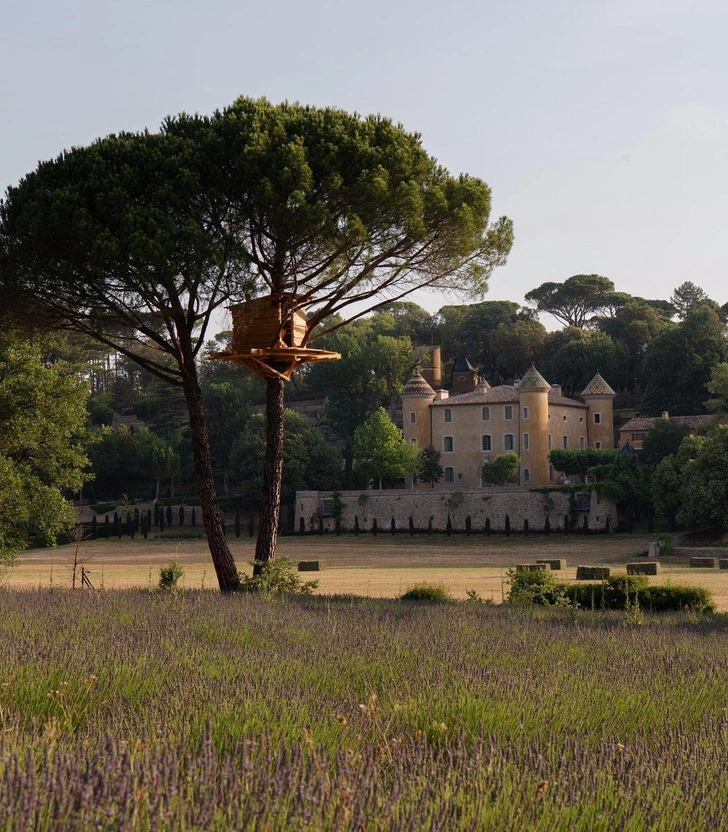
549, 465, 554, 481
482, 406, 490, 421
595, 441, 602, 449
444, 408, 452, 423
523, 433, 529, 450
579, 416, 584, 423
523, 468, 531, 482
594, 413, 602, 425
504, 434, 515, 451
482, 435, 492, 452
410, 438, 417, 446
409, 412, 416, 424
563, 436, 568, 449
522, 406, 529, 419
548, 434, 552, 450
443, 436, 454, 453
504, 405, 513, 420
579, 436, 585, 449
562, 414, 567, 421
444, 466, 455, 484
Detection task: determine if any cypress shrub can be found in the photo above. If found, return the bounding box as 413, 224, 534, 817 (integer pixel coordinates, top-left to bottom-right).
104, 515, 110, 539
179, 506, 185, 527
248, 516, 255, 538
465, 515, 472, 536
428, 516, 433, 536
299, 516, 306, 534
153, 504, 160, 526
504, 514, 510, 536
582, 515, 589, 534
485, 518, 490, 536
335, 517, 342, 536
191, 507, 196, 527
390, 517, 396, 535
318, 516, 324, 535
564, 514, 570, 535
446, 515, 452, 536
372, 519, 378, 536
523, 519, 529, 536
91, 516, 97, 539
234, 513, 241, 539
166, 505, 173, 527
409, 516, 415, 536
544, 516, 551, 535
354, 516, 360, 536
159, 513, 165, 532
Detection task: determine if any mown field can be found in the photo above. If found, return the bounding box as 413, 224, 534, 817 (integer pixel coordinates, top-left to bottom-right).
9, 532, 728, 611
1, 589, 728, 830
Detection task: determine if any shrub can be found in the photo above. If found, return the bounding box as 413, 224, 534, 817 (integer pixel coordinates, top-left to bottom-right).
158, 561, 184, 590
401, 583, 452, 602
507, 569, 569, 606
239, 558, 318, 595
568, 576, 716, 613
91, 501, 116, 515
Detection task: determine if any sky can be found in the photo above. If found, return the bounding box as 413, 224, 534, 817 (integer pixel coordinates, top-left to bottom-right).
3, 0, 727, 330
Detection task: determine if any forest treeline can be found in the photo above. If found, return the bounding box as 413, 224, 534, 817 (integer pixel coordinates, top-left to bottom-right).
3, 275, 728, 537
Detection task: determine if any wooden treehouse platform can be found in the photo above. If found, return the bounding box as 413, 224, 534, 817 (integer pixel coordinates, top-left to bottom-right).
210, 293, 340, 381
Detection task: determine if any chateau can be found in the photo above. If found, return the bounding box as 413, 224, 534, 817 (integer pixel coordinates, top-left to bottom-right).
402, 363, 615, 488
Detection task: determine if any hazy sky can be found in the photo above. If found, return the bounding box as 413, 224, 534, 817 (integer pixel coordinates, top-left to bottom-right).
3, 0, 727, 327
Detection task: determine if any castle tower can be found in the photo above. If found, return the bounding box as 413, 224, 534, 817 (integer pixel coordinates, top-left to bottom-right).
451, 357, 479, 394
516, 365, 551, 486
581, 372, 616, 449
402, 372, 435, 449
420, 345, 442, 390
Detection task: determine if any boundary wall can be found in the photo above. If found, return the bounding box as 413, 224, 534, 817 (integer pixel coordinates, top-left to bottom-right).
295, 488, 616, 533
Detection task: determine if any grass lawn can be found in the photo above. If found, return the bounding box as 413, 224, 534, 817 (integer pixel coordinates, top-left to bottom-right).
8, 531, 728, 610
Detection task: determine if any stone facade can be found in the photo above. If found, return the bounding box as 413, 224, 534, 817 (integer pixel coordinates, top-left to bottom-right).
295, 487, 617, 534
403, 367, 615, 488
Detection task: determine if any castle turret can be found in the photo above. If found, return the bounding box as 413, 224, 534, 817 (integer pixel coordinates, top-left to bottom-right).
402, 372, 435, 449
516, 365, 551, 486
451, 357, 478, 394
581, 372, 616, 449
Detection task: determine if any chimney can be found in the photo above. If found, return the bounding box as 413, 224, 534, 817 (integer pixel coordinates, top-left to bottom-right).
661, 411, 669, 420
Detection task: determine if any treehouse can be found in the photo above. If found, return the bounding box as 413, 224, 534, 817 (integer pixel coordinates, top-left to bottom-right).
211, 294, 340, 381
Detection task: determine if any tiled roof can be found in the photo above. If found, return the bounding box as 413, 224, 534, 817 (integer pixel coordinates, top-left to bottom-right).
517, 365, 550, 389
582, 372, 616, 397
548, 393, 588, 409
452, 357, 478, 372
618, 415, 713, 433
402, 372, 435, 397
431, 384, 518, 406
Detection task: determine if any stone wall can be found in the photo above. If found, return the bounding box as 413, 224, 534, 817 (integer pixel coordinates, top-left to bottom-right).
295, 487, 616, 533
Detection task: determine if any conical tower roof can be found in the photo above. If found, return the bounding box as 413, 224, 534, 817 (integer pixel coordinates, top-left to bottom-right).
516, 365, 550, 390
402, 372, 435, 397
581, 372, 615, 397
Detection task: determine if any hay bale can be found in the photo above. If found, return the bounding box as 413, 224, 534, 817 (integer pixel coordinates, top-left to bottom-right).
537, 559, 566, 571
627, 562, 660, 576
719, 559, 728, 570
298, 560, 326, 572
690, 557, 717, 569
515, 564, 549, 573
576, 566, 610, 580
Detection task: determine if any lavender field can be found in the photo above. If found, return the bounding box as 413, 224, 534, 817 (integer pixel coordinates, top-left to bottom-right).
2, 590, 728, 830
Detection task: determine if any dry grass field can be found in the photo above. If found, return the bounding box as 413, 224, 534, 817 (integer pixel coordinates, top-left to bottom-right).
7, 532, 728, 610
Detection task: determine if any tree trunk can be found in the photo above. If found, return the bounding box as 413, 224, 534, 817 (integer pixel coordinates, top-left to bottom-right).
182, 371, 240, 591
255, 375, 286, 570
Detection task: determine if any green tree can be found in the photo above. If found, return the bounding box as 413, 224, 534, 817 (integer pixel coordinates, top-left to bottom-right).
641, 419, 691, 468
670, 281, 714, 319
201, 380, 250, 493
640, 306, 728, 415
481, 452, 520, 485
417, 445, 444, 487
0, 332, 90, 564
354, 408, 419, 489
548, 448, 619, 479
525, 274, 616, 328
674, 429, 728, 529
231, 410, 342, 503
